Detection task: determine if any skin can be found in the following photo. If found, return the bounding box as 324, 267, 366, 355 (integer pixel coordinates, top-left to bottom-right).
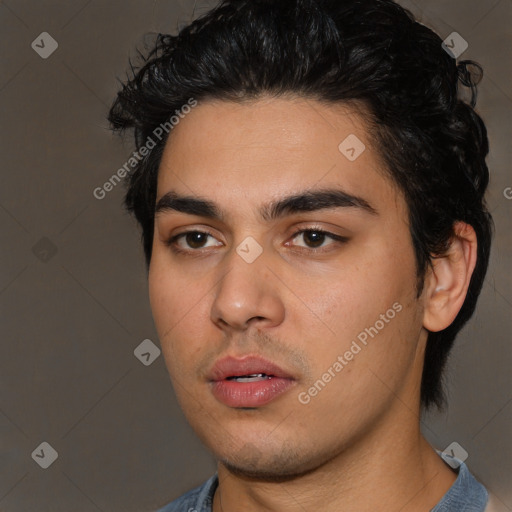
148, 96, 477, 511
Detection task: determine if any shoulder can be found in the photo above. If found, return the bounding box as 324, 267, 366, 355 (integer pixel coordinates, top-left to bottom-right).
433, 452, 488, 512
155, 475, 218, 512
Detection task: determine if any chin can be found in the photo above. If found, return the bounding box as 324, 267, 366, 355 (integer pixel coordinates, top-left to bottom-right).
221, 459, 321, 483
218, 444, 323, 483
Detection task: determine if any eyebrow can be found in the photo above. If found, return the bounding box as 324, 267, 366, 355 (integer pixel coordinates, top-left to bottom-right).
154, 188, 377, 221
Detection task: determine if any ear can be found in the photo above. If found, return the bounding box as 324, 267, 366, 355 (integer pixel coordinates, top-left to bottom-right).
423, 222, 478, 332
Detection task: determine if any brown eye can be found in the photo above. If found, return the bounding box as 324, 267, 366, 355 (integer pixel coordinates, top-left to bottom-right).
288, 229, 348, 251
302, 230, 326, 248
185, 232, 210, 249
291, 230, 331, 248
167, 230, 223, 252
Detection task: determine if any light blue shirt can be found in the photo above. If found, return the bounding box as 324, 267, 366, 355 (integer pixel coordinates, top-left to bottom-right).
156, 452, 488, 512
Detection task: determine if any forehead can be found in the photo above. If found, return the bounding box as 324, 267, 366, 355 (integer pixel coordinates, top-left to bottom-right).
156, 96, 403, 216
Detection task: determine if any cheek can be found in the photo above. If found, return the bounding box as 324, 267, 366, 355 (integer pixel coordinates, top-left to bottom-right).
291, 236, 419, 374
304, 254, 412, 330
148, 261, 212, 372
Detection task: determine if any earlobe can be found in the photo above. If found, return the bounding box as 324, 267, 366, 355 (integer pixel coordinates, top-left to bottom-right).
423, 222, 478, 333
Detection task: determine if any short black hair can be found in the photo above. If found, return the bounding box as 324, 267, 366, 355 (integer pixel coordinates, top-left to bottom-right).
108, 0, 493, 409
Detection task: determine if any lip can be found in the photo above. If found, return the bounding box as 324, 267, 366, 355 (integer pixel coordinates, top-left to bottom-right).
208, 356, 296, 408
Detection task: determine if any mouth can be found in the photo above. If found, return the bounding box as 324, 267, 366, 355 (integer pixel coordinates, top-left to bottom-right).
208, 356, 296, 408
226, 373, 273, 383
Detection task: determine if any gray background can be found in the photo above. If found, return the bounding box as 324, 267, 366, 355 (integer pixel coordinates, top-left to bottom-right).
0, 0, 510, 510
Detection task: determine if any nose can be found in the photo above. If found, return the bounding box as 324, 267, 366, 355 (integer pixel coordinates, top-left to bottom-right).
210, 247, 285, 332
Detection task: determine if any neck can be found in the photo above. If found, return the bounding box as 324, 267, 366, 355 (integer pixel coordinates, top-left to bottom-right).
212, 400, 456, 512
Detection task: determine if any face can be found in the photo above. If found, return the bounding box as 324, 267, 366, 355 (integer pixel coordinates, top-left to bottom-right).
149, 96, 428, 478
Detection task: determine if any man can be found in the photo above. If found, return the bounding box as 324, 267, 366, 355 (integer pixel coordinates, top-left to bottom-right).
109, 0, 497, 510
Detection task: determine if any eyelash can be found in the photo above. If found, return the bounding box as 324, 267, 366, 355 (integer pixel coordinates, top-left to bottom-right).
287, 226, 349, 250
165, 226, 348, 255
165, 229, 217, 255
